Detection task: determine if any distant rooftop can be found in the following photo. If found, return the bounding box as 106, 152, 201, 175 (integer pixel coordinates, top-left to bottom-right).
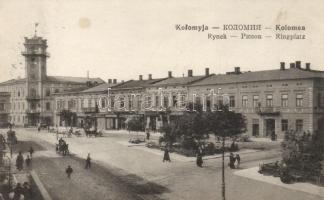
190, 67, 324, 86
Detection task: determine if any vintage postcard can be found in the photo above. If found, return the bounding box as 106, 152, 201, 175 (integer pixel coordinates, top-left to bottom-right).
0, 0, 323, 199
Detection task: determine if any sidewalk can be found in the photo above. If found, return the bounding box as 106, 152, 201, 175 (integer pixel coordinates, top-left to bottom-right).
235, 167, 324, 198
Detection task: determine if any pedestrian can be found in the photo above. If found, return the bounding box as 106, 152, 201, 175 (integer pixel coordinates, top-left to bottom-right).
163, 147, 171, 162
196, 148, 203, 167
29, 147, 34, 159
145, 128, 150, 140
235, 154, 241, 169
37, 124, 41, 132
12, 183, 23, 200
25, 155, 31, 168
22, 182, 32, 200
85, 153, 91, 169
229, 152, 235, 169
16, 151, 24, 171
66, 165, 73, 178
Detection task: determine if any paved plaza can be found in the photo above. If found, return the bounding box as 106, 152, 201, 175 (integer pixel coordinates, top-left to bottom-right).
3, 128, 322, 200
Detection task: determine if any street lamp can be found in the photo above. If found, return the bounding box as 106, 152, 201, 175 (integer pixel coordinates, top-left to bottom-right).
4, 155, 11, 190
216, 87, 229, 200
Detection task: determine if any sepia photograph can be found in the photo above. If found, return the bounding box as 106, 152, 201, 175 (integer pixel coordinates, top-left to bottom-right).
0, 0, 323, 199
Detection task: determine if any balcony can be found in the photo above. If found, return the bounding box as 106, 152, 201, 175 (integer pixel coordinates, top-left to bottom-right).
26, 109, 41, 114
21, 51, 50, 57
82, 107, 98, 114
26, 95, 41, 100
255, 107, 280, 116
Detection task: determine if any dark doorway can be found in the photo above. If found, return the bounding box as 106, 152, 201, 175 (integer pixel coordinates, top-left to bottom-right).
265, 119, 275, 136
252, 124, 259, 136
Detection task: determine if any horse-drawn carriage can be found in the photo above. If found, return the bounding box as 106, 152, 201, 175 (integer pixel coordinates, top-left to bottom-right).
84, 127, 103, 137
56, 139, 69, 156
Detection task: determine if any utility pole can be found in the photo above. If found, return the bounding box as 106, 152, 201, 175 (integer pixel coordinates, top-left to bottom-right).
222, 135, 225, 200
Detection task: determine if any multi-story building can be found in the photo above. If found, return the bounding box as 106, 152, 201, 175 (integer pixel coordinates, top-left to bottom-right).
188, 62, 324, 138
53, 80, 117, 128
0, 35, 104, 127
0, 92, 10, 127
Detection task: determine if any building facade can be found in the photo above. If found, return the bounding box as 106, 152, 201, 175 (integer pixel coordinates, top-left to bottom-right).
188, 62, 324, 138
0, 35, 104, 127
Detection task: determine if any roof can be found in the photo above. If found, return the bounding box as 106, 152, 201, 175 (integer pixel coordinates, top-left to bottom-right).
111, 78, 166, 90
46, 76, 104, 84
190, 68, 324, 86
0, 76, 104, 86
151, 76, 208, 87
0, 78, 26, 85
81, 83, 117, 93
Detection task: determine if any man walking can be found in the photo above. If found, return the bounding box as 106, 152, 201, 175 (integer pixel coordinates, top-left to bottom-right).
85, 153, 91, 169
235, 154, 241, 168
29, 147, 34, 159
65, 165, 73, 179
16, 151, 24, 171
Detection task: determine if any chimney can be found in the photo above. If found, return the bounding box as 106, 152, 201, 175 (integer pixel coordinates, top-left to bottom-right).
148, 74, 152, 80
168, 71, 172, 78
296, 61, 301, 69
139, 75, 143, 80
205, 68, 210, 76
113, 79, 117, 84
290, 63, 295, 68
305, 63, 311, 70
234, 67, 241, 74
280, 62, 285, 70
108, 79, 112, 84
188, 69, 193, 77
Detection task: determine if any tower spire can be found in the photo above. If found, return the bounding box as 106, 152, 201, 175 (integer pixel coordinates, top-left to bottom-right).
34, 23, 39, 36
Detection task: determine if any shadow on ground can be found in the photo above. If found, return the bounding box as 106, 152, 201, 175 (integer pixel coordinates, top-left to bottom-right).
12, 141, 46, 154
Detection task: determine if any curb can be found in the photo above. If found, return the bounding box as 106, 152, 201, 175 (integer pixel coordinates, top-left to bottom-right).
30, 170, 53, 200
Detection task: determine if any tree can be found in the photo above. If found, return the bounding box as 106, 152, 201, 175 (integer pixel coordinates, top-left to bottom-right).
205, 105, 246, 200
206, 105, 246, 138
175, 104, 208, 150
59, 109, 74, 127
126, 115, 144, 133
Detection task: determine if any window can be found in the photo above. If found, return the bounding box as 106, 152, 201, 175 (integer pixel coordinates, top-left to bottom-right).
54, 89, 60, 93
101, 98, 106, 108
253, 95, 259, 107
252, 119, 259, 136
155, 95, 160, 107
266, 94, 273, 107
46, 102, 51, 111
0, 103, 4, 111
242, 95, 248, 107
206, 96, 211, 109
18, 90, 20, 97
172, 95, 177, 107
296, 94, 303, 107
195, 96, 201, 106
45, 89, 51, 96
30, 88, 37, 97
144, 96, 152, 108
163, 95, 169, 108
281, 94, 288, 107
229, 96, 235, 107
281, 119, 288, 131
119, 97, 125, 108
296, 119, 303, 132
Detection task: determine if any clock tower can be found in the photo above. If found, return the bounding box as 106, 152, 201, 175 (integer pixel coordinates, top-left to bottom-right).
22, 35, 49, 125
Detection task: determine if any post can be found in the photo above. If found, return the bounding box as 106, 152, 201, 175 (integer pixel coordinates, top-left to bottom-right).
222, 135, 225, 200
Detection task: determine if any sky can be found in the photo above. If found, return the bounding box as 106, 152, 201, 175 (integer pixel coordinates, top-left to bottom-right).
0, 0, 324, 83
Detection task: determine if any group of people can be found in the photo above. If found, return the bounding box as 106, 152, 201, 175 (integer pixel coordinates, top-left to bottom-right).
57, 138, 69, 155
229, 152, 241, 169
9, 182, 32, 200
65, 153, 92, 179
16, 147, 34, 171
